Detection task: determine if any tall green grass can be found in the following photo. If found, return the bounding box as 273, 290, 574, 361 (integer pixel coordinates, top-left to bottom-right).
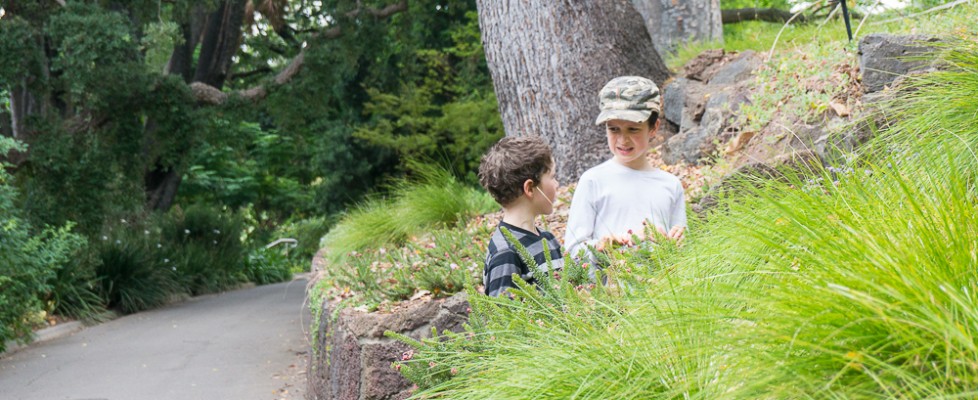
399, 34, 978, 399
322, 163, 494, 260
869, 39, 978, 182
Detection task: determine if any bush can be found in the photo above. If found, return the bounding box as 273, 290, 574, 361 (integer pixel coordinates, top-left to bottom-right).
159, 204, 247, 295
1, 138, 99, 350
278, 215, 335, 263
36, 225, 105, 320
95, 238, 179, 315
244, 247, 294, 285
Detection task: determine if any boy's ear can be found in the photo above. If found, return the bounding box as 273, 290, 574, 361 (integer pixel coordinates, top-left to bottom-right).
522, 179, 535, 197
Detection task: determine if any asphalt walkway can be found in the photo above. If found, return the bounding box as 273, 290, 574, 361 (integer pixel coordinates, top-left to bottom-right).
0, 277, 311, 400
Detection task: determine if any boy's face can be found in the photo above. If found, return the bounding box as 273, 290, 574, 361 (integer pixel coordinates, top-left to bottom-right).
533, 161, 559, 216
606, 119, 656, 168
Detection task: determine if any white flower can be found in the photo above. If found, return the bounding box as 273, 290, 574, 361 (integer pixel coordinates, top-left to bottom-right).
156, 243, 162, 248
101, 236, 108, 241
213, 229, 221, 234
212, 240, 218, 245
120, 219, 127, 224
164, 258, 170, 263
184, 229, 190, 234
144, 230, 150, 235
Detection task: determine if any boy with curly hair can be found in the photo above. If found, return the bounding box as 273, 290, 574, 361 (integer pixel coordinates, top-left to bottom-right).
478, 136, 563, 297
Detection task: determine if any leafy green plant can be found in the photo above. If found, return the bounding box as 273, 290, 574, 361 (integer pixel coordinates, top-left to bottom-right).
37, 225, 105, 320
244, 247, 294, 285
278, 216, 335, 263
0, 138, 98, 350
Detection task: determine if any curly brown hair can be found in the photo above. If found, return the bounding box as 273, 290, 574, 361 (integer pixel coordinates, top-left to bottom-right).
478, 136, 554, 206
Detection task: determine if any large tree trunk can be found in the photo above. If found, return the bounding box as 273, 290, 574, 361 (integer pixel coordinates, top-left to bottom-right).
8, 84, 40, 140
476, 0, 669, 182
166, 3, 209, 82
633, 0, 723, 57
146, 1, 246, 211
193, 0, 247, 88
0, 111, 11, 138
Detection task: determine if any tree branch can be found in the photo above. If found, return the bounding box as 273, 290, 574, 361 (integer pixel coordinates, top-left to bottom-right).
722, 8, 807, 24
190, 0, 408, 105
230, 65, 274, 80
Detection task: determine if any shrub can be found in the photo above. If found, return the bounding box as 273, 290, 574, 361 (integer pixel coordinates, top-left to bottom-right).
244, 247, 294, 285
159, 204, 247, 295
36, 225, 105, 320
278, 215, 335, 262
0, 218, 51, 351
95, 240, 178, 315
1, 138, 99, 350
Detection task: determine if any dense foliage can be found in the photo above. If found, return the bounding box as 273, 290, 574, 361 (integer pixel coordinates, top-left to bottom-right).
0, 0, 498, 348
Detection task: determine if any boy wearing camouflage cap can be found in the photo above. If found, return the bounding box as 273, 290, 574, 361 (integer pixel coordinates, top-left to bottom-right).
565, 76, 687, 265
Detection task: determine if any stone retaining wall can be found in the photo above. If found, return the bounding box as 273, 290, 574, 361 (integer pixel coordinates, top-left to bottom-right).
307, 293, 469, 400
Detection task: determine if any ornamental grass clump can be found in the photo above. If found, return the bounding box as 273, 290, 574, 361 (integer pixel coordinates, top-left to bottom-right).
693, 154, 978, 398
322, 164, 494, 261
870, 38, 978, 182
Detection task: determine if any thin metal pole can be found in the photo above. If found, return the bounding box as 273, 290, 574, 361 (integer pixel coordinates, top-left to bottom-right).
840, 0, 854, 41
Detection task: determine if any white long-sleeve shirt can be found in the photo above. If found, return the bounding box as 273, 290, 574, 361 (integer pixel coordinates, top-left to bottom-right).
564, 159, 687, 260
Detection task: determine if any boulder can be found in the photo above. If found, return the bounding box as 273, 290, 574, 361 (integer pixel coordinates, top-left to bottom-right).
858, 34, 940, 93
662, 77, 688, 126
661, 50, 758, 165
710, 50, 759, 85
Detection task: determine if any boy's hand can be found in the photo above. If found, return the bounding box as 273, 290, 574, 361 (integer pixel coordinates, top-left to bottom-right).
595, 234, 635, 251
653, 225, 685, 244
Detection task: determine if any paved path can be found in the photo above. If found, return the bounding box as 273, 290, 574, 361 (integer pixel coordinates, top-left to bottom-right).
0, 278, 311, 400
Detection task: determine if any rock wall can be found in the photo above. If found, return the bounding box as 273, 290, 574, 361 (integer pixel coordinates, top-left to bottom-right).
307, 293, 469, 400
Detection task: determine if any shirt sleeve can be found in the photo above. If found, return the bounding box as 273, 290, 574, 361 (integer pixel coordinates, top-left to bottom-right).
484, 251, 522, 297
671, 180, 688, 229
565, 177, 599, 261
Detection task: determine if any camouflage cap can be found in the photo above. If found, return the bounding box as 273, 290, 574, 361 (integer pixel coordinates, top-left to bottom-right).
594, 76, 661, 126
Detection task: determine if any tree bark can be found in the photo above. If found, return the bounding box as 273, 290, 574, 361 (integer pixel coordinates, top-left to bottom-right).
145, 166, 182, 211
633, 0, 723, 56
0, 111, 12, 138
166, 3, 209, 82
193, 0, 248, 88
476, 0, 669, 182
9, 83, 45, 141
